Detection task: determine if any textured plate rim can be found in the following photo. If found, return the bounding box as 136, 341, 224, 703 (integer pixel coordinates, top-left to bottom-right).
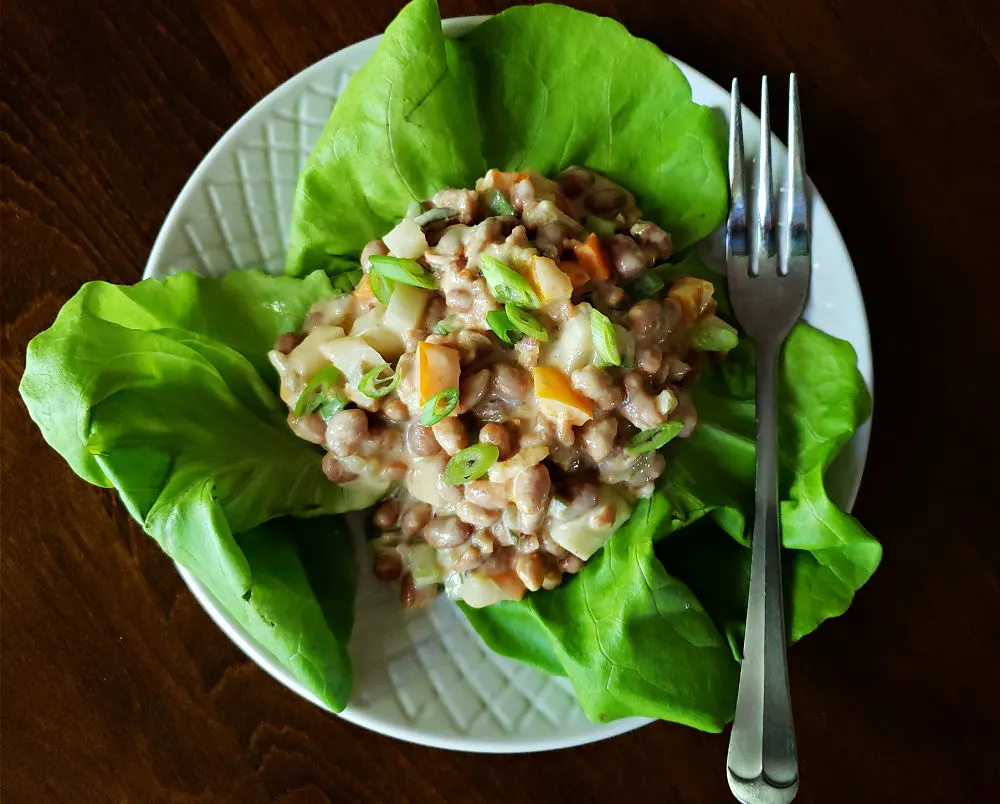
147, 14, 872, 754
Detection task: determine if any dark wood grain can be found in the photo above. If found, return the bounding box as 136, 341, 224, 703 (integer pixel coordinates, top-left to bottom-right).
3, 0, 999, 801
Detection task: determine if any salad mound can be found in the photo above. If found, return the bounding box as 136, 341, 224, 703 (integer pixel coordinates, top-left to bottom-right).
274, 167, 737, 611
19, 0, 880, 731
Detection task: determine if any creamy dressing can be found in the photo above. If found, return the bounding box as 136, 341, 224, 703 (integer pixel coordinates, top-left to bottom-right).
270, 167, 724, 610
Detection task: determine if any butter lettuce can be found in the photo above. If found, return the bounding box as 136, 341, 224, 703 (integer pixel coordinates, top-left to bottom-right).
286, 0, 727, 276
20, 270, 386, 709
463, 321, 879, 729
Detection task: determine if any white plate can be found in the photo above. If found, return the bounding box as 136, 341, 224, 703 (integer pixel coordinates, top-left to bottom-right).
145, 15, 872, 753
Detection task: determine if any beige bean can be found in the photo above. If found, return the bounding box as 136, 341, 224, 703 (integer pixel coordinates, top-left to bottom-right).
514, 552, 545, 592
400, 503, 432, 537
432, 418, 470, 456
478, 423, 513, 461
373, 501, 399, 529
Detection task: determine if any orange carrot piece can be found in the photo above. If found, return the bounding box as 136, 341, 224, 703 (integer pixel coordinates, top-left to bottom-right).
573, 233, 611, 281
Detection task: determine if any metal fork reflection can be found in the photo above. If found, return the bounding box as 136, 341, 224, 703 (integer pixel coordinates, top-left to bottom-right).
725, 74, 810, 804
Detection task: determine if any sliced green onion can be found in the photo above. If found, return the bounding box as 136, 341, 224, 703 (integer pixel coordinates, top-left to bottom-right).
369, 269, 394, 305
504, 304, 549, 342
590, 309, 621, 368
484, 188, 516, 217
689, 318, 739, 352
585, 215, 617, 240
626, 421, 684, 455
486, 310, 521, 344
421, 387, 459, 426
626, 272, 666, 300
479, 254, 540, 308
433, 322, 450, 335
319, 390, 349, 420
444, 443, 500, 485
293, 365, 343, 417
414, 207, 459, 227
330, 268, 363, 293
358, 363, 401, 398
369, 254, 438, 290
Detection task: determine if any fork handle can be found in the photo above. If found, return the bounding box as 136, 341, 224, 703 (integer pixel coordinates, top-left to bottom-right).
727, 341, 799, 803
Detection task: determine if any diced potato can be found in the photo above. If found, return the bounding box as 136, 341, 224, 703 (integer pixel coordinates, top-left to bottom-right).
541, 305, 593, 374
526, 255, 573, 306
656, 389, 678, 416
533, 366, 594, 426
488, 444, 550, 485
483, 241, 537, 272
446, 570, 525, 608
417, 341, 460, 405
549, 493, 630, 560
350, 308, 404, 360
384, 217, 428, 260
384, 283, 430, 338
286, 325, 345, 380
406, 457, 445, 507
399, 543, 443, 588
318, 336, 386, 384
667, 277, 717, 325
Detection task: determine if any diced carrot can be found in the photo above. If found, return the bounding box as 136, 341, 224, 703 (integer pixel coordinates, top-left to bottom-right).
667, 277, 717, 325
533, 366, 593, 426
573, 233, 611, 281
558, 260, 592, 290
481, 169, 530, 194
526, 256, 573, 305
417, 341, 461, 406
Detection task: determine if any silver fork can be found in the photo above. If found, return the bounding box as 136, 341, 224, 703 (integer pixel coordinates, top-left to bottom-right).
725, 75, 809, 804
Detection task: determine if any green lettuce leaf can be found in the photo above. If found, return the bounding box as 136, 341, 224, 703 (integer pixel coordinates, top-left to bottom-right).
462, 322, 880, 728
19, 270, 387, 709
285, 0, 727, 276
215, 516, 357, 710
286, 0, 486, 276
456, 5, 727, 250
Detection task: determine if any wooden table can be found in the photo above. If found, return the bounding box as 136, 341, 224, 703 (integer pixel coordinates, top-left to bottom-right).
3, 1, 998, 801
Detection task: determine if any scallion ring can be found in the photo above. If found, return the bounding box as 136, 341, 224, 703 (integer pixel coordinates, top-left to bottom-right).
443, 443, 500, 486
590, 309, 621, 367
479, 254, 540, 308
293, 365, 343, 418
484, 188, 516, 217
368, 254, 438, 290
585, 215, 617, 240
319, 390, 349, 420
626, 271, 665, 300
626, 421, 685, 455
421, 387, 459, 426
358, 363, 401, 399
689, 318, 739, 352
504, 304, 549, 342
486, 309, 521, 344
369, 269, 394, 305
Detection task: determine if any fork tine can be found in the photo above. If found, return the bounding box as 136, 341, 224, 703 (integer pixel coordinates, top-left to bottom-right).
727, 79, 749, 269
782, 74, 809, 274
755, 76, 777, 277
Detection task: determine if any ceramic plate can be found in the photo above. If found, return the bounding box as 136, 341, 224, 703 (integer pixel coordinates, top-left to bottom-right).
145, 16, 872, 753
